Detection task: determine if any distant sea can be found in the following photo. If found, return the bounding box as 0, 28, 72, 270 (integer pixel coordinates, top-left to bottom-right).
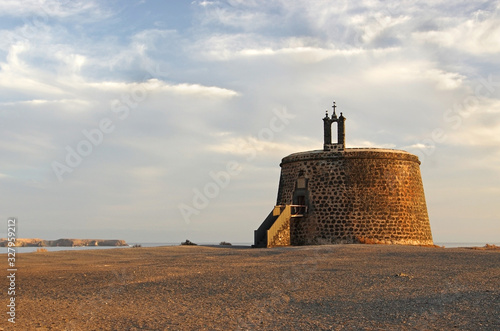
0, 242, 253, 254
1, 242, 498, 254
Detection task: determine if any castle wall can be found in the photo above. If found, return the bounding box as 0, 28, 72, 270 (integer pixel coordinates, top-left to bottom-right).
277, 148, 433, 246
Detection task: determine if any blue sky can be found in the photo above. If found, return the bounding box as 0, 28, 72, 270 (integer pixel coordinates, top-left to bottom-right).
0, 0, 499, 244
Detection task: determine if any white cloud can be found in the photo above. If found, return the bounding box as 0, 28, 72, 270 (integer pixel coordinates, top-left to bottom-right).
424, 69, 466, 90
0, 35, 238, 101
448, 121, 500, 147
0, 40, 84, 96
192, 33, 383, 62
237, 45, 370, 63
195, 0, 277, 30
128, 166, 168, 181
364, 62, 465, 90
413, 9, 500, 54
434, 98, 500, 148
87, 79, 239, 98
349, 140, 397, 149
101, 29, 179, 73
348, 12, 411, 44
0, 0, 104, 18
207, 134, 320, 157
0, 98, 90, 109
0, 131, 54, 161
195, 1, 220, 8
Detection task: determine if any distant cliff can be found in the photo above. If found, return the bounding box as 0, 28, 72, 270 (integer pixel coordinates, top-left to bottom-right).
0, 238, 128, 247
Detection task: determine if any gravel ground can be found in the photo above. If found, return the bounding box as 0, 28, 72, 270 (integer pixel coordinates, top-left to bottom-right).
1, 244, 499, 330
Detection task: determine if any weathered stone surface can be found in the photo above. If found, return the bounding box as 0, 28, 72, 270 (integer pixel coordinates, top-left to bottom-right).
276, 147, 433, 246
268, 217, 291, 247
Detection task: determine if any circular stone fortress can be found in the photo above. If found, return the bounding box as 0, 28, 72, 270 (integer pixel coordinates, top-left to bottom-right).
254, 102, 433, 247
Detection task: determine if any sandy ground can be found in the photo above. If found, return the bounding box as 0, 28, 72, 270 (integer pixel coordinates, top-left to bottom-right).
1, 244, 499, 330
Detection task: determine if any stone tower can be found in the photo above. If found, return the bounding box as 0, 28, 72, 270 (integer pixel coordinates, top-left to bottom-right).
254, 102, 433, 247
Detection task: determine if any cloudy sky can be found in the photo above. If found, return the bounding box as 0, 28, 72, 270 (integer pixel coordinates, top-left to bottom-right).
0, 0, 499, 244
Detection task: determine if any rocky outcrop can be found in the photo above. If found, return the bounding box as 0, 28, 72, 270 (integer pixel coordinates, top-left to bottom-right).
181, 239, 197, 246
0, 238, 128, 247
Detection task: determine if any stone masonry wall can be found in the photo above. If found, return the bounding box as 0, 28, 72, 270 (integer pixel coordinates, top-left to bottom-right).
276, 148, 433, 246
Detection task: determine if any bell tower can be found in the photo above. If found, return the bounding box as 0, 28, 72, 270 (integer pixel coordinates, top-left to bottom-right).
323, 101, 346, 152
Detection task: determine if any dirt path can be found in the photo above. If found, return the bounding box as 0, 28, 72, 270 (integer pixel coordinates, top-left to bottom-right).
2, 244, 499, 330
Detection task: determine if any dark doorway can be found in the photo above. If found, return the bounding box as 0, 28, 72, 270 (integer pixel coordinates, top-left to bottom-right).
294, 195, 306, 215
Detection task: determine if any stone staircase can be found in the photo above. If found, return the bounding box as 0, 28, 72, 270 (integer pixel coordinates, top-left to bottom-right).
253, 205, 306, 248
